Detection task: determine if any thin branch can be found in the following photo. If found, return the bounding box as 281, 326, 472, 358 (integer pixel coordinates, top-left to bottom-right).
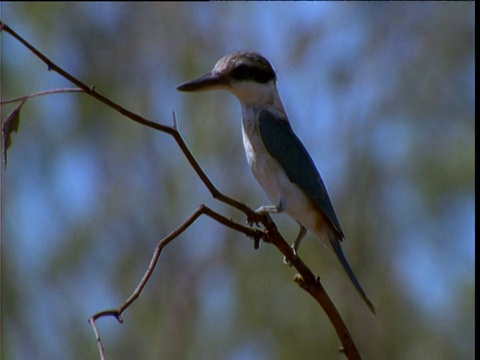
88, 205, 262, 358
1, 21, 252, 216
92, 205, 261, 321
2, 22, 361, 360
0, 88, 84, 105
249, 213, 361, 360
88, 316, 107, 360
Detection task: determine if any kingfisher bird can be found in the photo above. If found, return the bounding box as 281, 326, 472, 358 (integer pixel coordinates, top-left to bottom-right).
177, 51, 375, 314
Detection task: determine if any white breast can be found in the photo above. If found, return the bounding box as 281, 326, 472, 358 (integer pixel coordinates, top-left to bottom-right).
242, 118, 288, 204
241, 106, 328, 245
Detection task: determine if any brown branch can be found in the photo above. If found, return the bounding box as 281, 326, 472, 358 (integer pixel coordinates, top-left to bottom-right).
1, 21, 252, 216
0, 88, 84, 105
2, 22, 362, 360
251, 213, 361, 360
88, 205, 262, 358
88, 316, 107, 360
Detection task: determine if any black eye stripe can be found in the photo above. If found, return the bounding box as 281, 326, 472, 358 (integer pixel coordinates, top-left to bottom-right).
229, 64, 275, 83
229, 65, 250, 80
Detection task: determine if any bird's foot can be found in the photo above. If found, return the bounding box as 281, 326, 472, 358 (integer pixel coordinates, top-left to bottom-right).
246, 211, 264, 228
247, 206, 275, 229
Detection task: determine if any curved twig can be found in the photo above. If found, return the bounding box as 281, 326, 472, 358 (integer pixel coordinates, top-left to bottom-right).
0, 88, 84, 105
88, 205, 263, 358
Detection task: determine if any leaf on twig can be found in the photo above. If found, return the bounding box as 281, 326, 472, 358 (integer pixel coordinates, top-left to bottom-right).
2, 99, 26, 169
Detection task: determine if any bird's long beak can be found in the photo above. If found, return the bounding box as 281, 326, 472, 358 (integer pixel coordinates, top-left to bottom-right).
176, 71, 228, 92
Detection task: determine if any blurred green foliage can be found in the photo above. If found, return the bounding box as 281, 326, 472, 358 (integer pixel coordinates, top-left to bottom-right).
1, 3, 474, 360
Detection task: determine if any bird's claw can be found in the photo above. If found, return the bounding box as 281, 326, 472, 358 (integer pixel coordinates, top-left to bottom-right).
246, 208, 270, 228
246, 212, 260, 228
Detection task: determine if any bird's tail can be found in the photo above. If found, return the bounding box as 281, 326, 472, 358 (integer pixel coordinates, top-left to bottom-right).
329, 237, 376, 314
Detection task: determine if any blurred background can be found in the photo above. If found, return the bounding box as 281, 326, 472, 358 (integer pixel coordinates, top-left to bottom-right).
1, 3, 474, 360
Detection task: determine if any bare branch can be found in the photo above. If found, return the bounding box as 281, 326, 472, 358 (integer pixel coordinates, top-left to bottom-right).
250, 213, 361, 360
1, 21, 252, 216
88, 316, 108, 360
88, 205, 262, 358
0, 88, 84, 105
91, 205, 261, 321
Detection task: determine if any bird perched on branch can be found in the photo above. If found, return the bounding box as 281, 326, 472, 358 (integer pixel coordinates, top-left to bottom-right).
177, 51, 375, 314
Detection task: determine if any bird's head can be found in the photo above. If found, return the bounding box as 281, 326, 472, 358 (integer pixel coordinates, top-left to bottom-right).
177, 51, 280, 106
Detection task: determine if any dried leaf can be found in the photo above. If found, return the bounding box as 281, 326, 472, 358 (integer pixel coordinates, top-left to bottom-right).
2, 99, 26, 168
